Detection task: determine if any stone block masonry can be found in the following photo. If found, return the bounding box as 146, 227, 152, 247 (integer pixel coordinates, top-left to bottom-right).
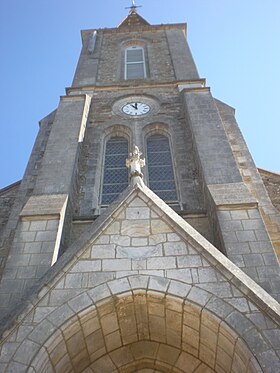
2, 290, 269, 372
0, 187, 279, 373
182, 88, 279, 301
33, 95, 91, 195
217, 207, 280, 301
166, 29, 199, 81
183, 89, 242, 185
216, 98, 280, 262
0, 218, 59, 315
0, 113, 54, 283
0, 11, 280, 372
77, 86, 206, 217
0, 94, 92, 318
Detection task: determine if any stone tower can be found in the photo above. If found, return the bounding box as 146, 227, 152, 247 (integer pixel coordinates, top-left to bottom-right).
0, 7, 280, 373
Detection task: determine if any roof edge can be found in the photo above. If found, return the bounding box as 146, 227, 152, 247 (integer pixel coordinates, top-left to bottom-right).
81, 22, 187, 35
0, 180, 21, 195
258, 167, 280, 177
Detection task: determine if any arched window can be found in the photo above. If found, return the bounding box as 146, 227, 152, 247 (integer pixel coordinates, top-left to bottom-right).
147, 134, 178, 202
125, 46, 146, 80
101, 137, 129, 205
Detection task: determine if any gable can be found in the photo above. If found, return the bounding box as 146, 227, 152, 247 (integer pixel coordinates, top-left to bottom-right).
65, 187, 280, 317
2, 183, 279, 328
1, 184, 280, 372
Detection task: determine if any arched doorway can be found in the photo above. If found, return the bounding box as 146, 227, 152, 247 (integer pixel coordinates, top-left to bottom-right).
30, 291, 261, 373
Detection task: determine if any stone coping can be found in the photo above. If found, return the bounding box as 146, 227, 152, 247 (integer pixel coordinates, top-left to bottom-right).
20, 194, 68, 217
66, 79, 207, 95
208, 182, 258, 208
258, 167, 280, 177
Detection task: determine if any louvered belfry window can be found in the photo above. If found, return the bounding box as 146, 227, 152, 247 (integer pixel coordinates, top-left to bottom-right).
101, 137, 129, 205
125, 46, 146, 80
147, 134, 178, 202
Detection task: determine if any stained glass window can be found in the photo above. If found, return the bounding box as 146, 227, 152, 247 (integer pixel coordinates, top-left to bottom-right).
147, 134, 178, 202
125, 47, 146, 80
101, 137, 129, 205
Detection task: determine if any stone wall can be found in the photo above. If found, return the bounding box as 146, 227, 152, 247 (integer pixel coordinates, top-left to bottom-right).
0, 182, 20, 239
0, 94, 92, 314
0, 218, 59, 316
216, 99, 280, 261
259, 168, 280, 212
0, 112, 54, 282
216, 207, 280, 300
77, 86, 205, 216
72, 23, 199, 88
0, 186, 279, 372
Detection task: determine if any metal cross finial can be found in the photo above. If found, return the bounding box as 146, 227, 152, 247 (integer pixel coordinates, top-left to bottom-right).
125, 0, 142, 13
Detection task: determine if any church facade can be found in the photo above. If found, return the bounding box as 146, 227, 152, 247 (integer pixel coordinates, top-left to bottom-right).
0, 7, 280, 373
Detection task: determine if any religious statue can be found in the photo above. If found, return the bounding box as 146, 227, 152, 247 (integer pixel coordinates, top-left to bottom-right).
126, 145, 145, 186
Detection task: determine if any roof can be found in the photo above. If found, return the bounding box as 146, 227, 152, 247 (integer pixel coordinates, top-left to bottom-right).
118, 9, 150, 28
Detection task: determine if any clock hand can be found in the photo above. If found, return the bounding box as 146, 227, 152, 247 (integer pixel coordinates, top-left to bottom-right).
130, 103, 138, 110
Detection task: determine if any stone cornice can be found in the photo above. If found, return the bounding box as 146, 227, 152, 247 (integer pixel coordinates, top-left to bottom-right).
81, 22, 187, 37
66, 79, 206, 95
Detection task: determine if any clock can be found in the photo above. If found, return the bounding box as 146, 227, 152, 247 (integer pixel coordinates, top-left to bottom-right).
112, 96, 159, 118
122, 102, 151, 116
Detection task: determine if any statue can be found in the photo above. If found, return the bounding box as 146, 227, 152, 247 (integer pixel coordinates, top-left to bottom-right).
126, 145, 145, 186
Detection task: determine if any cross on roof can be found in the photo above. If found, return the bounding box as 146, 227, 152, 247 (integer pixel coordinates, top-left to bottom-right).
125, 0, 142, 13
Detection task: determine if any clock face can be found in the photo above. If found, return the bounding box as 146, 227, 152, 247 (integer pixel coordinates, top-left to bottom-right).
122, 102, 151, 116
112, 96, 159, 118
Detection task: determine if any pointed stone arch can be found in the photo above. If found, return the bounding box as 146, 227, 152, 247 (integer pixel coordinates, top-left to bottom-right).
1, 275, 279, 372
24, 287, 262, 373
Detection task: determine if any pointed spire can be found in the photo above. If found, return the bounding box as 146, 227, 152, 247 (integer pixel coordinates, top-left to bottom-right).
118, 2, 150, 29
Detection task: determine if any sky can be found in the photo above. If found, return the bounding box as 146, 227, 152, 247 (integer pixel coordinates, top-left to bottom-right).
0, 0, 280, 189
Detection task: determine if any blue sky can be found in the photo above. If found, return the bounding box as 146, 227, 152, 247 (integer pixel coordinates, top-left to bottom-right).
0, 0, 280, 189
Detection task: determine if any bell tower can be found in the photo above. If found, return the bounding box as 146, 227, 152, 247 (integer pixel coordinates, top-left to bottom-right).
0, 1, 279, 314
67, 7, 279, 299
71, 8, 205, 213
0, 6, 280, 372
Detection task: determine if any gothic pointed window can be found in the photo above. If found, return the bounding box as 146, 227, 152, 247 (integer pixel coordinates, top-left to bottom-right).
101, 137, 129, 205
147, 134, 178, 202
125, 46, 146, 80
